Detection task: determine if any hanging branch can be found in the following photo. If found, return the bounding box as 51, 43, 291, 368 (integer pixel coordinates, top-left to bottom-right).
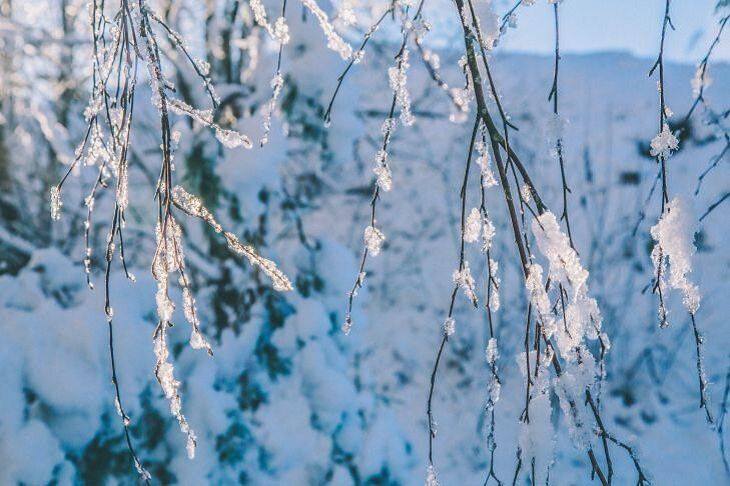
341, 1, 425, 335
421, 1, 650, 484
685, 13, 730, 121
426, 116, 480, 470
49, 0, 291, 479
647, 0, 713, 424
683, 13, 730, 214
260, 0, 290, 146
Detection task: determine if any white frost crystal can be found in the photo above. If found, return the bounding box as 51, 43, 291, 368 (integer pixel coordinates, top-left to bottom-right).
525, 263, 556, 338
650, 123, 679, 159
389, 49, 415, 126
261, 73, 285, 146
517, 352, 554, 485
171, 186, 293, 292
373, 155, 392, 192
453, 261, 478, 306
488, 258, 500, 312
443, 317, 456, 337
301, 0, 353, 60
475, 140, 497, 187
651, 197, 701, 316
215, 127, 253, 149
464, 208, 482, 243
425, 464, 440, 486
153, 323, 197, 459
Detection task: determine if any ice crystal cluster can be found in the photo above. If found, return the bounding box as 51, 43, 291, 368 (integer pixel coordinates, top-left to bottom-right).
443, 317, 456, 337
301, 0, 353, 60
463, 208, 482, 243
453, 262, 478, 307
364, 225, 386, 256
531, 211, 603, 359
374, 118, 396, 192
389, 48, 415, 127
520, 211, 608, 469
250, 0, 290, 44
261, 73, 285, 146
425, 464, 440, 486
650, 123, 679, 159
475, 140, 498, 187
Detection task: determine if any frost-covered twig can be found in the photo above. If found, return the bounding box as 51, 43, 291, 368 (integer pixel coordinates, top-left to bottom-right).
260, 0, 289, 146
546, 2, 575, 249
684, 13, 730, 202
645, 3, 712, 422
650, 198, 712, 422
324, 4, 393, 125
684, 13, 729, 121
648, 0, 675, 212
690, 313, 713, 423
171, 186, 293, 292
342, 1, 424, 335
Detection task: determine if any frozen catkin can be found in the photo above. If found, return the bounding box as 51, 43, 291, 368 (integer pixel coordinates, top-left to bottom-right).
364, 225, 386, 256
691, 64, 712, 98
50, 186, 62, 221
389, 47, 415, 126
154, 318, 198, 459
443, 317, 456, 337
300, 0, 353, 60
463, 208, 482, 243
261, 73, 285, 146
475, 140, 497, 187
485, 338, 501, 410
250, 0, 290, 44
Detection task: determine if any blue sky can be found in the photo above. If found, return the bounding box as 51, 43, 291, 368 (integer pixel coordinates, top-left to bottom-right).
420, 0, 729, 63
495, 0, 730, 63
